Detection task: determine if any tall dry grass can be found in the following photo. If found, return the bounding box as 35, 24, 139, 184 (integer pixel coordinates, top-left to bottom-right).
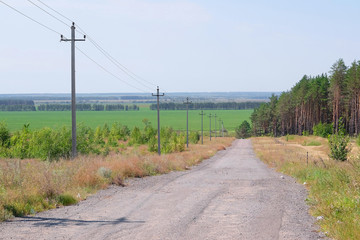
0, 137, 233, 221
252, 136, 360, 240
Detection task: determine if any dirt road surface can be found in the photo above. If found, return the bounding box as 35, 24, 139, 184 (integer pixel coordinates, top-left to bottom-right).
0, 140, 325, 240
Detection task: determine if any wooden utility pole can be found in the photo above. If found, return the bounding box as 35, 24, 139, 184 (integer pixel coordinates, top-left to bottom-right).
199, 110, 206, 144
209, 113, 212, 141
184, 97, 192, 148
222, 121, 224, 137
152, 86, 164, 155
61, 22, 85, 158
218, 118, 221, 137
214, 114, 217, 138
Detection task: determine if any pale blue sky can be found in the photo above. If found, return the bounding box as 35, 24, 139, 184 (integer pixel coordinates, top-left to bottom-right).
1, 0, 360, 94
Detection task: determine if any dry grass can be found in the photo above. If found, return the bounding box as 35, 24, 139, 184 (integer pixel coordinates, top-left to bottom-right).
252, 136, 360, 240
0, 137, 233, 221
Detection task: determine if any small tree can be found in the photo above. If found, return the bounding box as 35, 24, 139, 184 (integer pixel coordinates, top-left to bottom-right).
313, 122, 333, 138
0, 121, 10, 147
328, 118, 349, 161
235, 120, 251, 139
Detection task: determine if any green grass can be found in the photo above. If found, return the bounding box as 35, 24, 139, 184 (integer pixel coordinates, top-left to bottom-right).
0, 109, 253, 132
303, 140, 322, 146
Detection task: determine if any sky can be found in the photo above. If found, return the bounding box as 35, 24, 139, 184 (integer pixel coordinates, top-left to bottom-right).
1, 0, 360, 94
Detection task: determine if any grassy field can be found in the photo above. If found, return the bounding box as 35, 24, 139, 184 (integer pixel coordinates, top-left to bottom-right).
252, 136, 360, 240
0, 108, 253, 132
0, 137, 234, 221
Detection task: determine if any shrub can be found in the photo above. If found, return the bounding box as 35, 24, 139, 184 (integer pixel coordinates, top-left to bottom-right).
147, 136, 157, 152
57, 194, 77, 206
129, 126, 143, 145
235, 120, 251, 139
328, 119, 349, 161
77, 124, 96, 155
109, 122, 130, 141
313, 122, 333, 138
94, 126, 105, 145
9, 124, 31, 159
0, 122, 10, 147
189, 131, 200, 144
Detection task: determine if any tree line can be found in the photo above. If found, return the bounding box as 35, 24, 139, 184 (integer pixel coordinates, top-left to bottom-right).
0, 100, 36, 111
0, 101, 139, 111
251, 58, 360, 136
150, 101, 262, 110
37, 104, 140, 111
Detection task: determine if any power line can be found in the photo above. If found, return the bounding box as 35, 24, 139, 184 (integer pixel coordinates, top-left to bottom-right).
76, 27, 157, 90
32, 0, 158, 90
76, 46, 150, 93
27, 0, 70, 27
0, 0, 62, 35
35, 0, 73, 23
82, 34, 155, 91
3, 0, 160, 93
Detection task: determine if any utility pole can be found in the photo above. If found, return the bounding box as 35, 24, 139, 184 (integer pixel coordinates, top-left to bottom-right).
152, 86, 164, 155
222, 121, 224, 137
184, 97, 192, 148
199, 110, 206, 144
214, 114, 217, 138
61, 22, 85, 159
218, 118, 221, 137
209, 113, 212, 141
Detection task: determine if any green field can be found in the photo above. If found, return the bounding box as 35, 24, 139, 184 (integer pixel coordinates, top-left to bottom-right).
0, 109, 253, 132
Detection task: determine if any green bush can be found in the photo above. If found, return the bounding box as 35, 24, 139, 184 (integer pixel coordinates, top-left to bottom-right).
77, 124, 97, 155
189, 131, 200, 144
10, 124, 31, 159
129, 126, 143, 145
313, 122, 333, 138
328, 119, 349, 161
235, 120, 251, 139
57, 194, 77, 206
0, 122, 10, 147
28, 127, 71, 161
109, 122, 130, 141
0, 119, 187, 160
94, 126, 105, 145
147, 136, 157, 152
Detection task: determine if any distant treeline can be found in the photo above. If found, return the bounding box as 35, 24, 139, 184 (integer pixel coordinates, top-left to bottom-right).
150, 102, 262, 110
0, 100, 36, 111
251, 58, 360, 136
37, 104, 139, 111
0, 100, 139, 111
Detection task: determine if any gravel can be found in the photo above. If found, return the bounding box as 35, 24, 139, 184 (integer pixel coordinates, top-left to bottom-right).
0, 139, 327, 240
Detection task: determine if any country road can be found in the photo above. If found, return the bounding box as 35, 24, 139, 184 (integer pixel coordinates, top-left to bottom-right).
0, 140, 325, 240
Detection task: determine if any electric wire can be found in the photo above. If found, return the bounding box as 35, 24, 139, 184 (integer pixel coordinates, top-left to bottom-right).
2, 0, 161, 94
28, 0, 158, 90
75, 25, 157, 90
82, 33, 155, 91
35, 0, 73, 23
76, 46, 151, 93
27, 0, 70, 27
0, 0, 62, 36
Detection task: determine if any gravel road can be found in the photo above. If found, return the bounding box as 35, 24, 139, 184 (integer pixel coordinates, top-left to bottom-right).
0, 139, 325, 240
